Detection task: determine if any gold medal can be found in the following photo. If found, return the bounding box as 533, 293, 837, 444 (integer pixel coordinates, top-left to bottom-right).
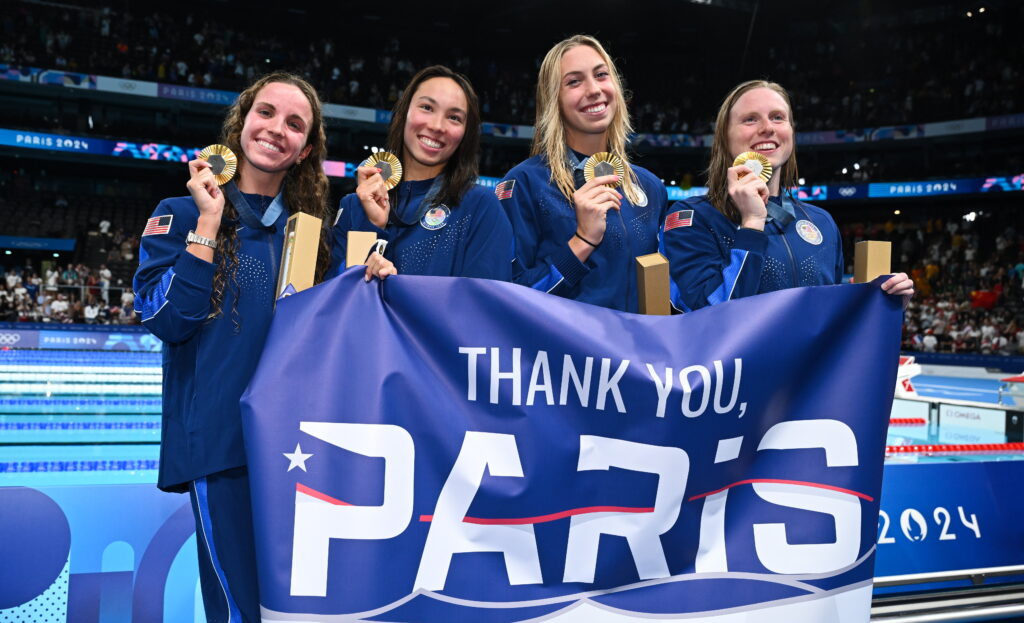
732, 151, 773, 183
583, 152, 625, 188
198, 144, 238, 185
362, 152, 403, 190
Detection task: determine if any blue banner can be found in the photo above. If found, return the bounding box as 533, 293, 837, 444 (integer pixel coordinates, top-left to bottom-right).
875, 461, 1024, 588
0, 235, 76, 251
0, 325, 160, 351
242, 271, 902, 621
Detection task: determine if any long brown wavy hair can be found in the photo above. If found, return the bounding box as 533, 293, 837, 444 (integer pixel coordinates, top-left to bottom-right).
385, 65, 481, 208
532, 35, 644, 206
706, 80, 800, 224
210, 72, 331, 326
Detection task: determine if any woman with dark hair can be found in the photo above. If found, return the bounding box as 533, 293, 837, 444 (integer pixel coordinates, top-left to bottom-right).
496, 35, 668, 312
661, 79, 913, 311
331, 65, 512, 281
133, 72, 331, 622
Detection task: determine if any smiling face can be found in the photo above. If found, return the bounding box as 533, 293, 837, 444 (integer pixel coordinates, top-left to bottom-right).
558, 44, 617, 152
238, 81, 313, 181
727, 87, 794, 174
401, 76, 468, 179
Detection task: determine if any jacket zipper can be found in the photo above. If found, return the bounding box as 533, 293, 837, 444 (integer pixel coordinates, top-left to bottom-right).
774, 219, 799, 288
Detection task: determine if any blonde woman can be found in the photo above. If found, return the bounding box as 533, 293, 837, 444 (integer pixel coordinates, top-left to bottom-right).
496, 35, 667, 312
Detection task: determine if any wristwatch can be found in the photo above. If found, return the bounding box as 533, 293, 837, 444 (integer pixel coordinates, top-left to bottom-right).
186, 230, 217, 250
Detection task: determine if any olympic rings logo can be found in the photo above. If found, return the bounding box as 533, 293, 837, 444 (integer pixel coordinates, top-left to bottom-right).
838, 187, 857, 197
0, 333, 22, 345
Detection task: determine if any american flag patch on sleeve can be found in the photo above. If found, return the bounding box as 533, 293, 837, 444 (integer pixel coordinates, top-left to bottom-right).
142, 214, 173, 236
664, 210, 694, 231
494, 180, 515, 200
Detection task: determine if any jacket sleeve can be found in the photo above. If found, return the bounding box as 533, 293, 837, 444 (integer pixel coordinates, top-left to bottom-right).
833, 217, 846, 284
498, 169, 590, 296
132, 199, 216, 345
459, 192, 514, 281
327, 195, 353, 277
660, 203, 768, 312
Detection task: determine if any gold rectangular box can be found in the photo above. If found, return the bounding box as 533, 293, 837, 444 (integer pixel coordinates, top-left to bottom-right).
346, 231, 378, 268
276, 212, 322, 298
854, 240, 891, 284
636, 252, 671, 315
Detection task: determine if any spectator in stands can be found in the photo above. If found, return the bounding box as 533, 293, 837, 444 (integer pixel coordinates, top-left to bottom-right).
133, 72, 331, 623
497, 35, 668, 312
98, 264, 111, 302
50, 293, 68, 321
331, 65, 513, 282
83, 296, 99, 323
660, 80, 913, 311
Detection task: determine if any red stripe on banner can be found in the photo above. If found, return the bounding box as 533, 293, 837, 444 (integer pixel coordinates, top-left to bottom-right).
296, 482, 353, 506
688, 478, 874, 502
419, 505, 655, 525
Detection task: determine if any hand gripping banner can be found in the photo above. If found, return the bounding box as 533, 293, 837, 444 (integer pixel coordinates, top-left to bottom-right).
242, 270, 902, 622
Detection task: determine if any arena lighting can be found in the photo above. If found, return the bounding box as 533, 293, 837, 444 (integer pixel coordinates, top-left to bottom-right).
670, 180, 676, 185
964, 211, 977, 221
798, 177, 806, 185
853, 162, 861, 170
894, 209, 901, 215
3, 250, 10, 255
52, 253, 59, 257
979, 6, 986, 12
842, 167, 849, 174
967, 10, 973, 16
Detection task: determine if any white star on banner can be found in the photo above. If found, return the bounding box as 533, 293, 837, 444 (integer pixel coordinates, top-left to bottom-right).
283, 443, 313, 472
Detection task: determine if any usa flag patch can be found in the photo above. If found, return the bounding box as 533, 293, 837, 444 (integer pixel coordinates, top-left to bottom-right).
665, 210, 693, 230
494, 179, 515, 200
142, 214, 173, 236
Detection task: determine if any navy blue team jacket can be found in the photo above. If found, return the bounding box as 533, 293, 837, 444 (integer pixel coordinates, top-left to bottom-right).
134, 192, 287, 492
497, 154, 668, 312
329, 177, 513, 281
659, 194, 844, 313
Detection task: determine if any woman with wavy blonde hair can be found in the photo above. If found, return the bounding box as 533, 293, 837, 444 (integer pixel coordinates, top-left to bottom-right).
497, 34, 667, 312
133, 72, 330, 622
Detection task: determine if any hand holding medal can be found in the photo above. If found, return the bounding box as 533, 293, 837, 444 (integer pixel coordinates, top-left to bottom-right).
356, 152, 403, 228
727, 151, 773, 229
187, 144, 238, 219
583, 152, 625, 188
571, 152, 624, 255
732, 151, 773, 183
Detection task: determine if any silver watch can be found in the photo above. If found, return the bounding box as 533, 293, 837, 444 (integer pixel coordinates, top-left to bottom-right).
186, 230, 217, 250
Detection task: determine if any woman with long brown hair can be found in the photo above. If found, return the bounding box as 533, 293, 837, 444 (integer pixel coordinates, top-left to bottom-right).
661, 79, 912, 311
331, 65, 512, 281
496, 35, 668, 312
133, 72, 331, 622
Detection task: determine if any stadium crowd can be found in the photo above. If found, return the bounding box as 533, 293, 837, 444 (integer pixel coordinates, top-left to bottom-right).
3, 205, 1022, 356
1, 1, 1019, 134
842, 214, 1023, 355
0, 261, 137, 324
